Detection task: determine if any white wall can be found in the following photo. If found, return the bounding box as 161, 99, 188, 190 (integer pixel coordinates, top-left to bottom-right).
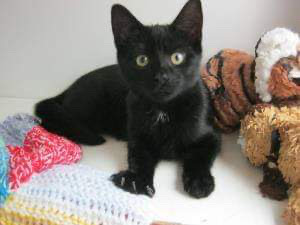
0, 0, 299, 99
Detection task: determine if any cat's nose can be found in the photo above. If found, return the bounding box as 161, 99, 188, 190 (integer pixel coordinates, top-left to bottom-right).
154, 73, 169, 84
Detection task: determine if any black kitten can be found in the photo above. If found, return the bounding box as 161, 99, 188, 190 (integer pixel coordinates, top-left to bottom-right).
35, 0, 221, 198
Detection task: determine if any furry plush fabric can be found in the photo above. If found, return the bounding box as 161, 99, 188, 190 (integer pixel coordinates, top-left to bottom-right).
240, 104, 300, 225
201, 28, 300, 133
268, 55, 300, 103
255, 28, 300, 102
240, 104, 300, 186
201, 49, 259, 132
239, 104, 276, 166
283, 186, 300, 225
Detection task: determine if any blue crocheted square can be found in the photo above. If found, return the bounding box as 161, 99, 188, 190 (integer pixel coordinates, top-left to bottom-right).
0, 137, 9, 206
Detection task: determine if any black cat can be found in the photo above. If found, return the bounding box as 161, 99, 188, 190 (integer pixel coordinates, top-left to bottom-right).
35, 0, 221, 198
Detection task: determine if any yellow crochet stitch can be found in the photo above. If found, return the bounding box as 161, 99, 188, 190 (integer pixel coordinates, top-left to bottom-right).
0, 195, 92, 225
0, 165, 156, 225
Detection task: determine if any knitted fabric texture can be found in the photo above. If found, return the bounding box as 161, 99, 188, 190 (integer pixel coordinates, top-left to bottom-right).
0, 137, 9, 206
8, 126, 82, 190
0, 114, 82, 203
0, 164, 156, 225
0, 114, 40, 146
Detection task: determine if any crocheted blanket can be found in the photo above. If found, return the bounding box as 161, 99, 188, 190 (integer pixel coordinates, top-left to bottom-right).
0, 114, 157, 225
0, 164, 155, 225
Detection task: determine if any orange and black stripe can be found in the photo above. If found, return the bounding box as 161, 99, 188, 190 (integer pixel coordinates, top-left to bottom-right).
201, 49, 259, 133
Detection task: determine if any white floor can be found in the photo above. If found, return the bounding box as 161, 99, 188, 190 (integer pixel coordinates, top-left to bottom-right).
0, 97, 287, 225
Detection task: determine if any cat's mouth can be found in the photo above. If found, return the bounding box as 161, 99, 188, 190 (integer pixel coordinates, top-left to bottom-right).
151, 86, 176, 102
153, 89, 171, 98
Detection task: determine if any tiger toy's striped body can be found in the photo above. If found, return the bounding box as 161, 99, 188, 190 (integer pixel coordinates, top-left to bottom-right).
201, 49, 260, 132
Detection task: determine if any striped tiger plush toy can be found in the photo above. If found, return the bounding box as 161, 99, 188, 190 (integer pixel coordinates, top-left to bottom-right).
201, 28, 300, 133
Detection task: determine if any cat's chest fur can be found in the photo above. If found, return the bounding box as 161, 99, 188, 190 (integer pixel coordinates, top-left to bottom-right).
147, 107, 200, 133
127, 91, 206, 158
151, 110, 170, 126
149, 106, 203, 158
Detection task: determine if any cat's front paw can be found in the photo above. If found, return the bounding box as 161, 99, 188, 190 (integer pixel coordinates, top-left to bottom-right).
183, 172, 215, 199
111, 170, 155, 197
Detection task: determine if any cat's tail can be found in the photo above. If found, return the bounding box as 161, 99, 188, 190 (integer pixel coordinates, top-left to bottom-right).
35, 94, 105, 145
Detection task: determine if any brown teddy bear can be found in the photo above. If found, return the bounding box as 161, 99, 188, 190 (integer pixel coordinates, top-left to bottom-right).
202, 28, 300, 225
240, 104, 300, 224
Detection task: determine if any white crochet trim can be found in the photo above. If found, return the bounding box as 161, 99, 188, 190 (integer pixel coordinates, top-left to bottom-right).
255, 28, 300, 102
4, 165, 156, 225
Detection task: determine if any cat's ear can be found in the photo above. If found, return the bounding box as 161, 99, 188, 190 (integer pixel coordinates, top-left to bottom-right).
172, 0, 203, 44
111, 4, 142, 46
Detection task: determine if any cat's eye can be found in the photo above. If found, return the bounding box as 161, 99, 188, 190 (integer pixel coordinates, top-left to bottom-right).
136, 55, 149, 67
171, 52, 185, 65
